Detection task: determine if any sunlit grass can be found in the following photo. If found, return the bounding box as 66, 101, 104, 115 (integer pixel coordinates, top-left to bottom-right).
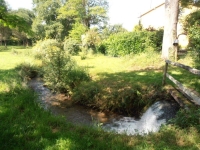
0, 46, 199, 149
73, 52, 164, 76
0, 47, 35, 70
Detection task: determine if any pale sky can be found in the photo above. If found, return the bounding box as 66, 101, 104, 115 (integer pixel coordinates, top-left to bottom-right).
5, 0, 163, 31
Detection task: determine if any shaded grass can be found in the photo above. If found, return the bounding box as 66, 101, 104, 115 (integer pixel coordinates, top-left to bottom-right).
72, 53, 171, 115
0, 47, 200, 149
72, 70, 170, 116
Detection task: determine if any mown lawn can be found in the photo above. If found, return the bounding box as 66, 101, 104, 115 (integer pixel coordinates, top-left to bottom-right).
0, 46, 200, 150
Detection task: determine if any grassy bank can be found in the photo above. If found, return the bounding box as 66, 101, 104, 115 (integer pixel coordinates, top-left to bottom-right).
72, 53, 167, 115
0, 46, 200, 149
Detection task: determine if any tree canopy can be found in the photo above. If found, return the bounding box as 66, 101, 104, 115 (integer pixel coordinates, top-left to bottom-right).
58, 0, 108, 28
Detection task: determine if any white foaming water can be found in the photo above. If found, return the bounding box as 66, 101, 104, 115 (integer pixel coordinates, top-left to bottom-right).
29, 79, 179, 135
103, 101, 177, 135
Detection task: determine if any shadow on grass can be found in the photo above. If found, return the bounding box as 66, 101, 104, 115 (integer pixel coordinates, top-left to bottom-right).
0, 68, 136, 150
72, 67, 176, 116
167, 65, 200, 94
0, 68, 199, 149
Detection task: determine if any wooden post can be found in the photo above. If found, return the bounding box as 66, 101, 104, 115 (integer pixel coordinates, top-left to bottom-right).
162, 61, 168, 86
166, 73, 200, 105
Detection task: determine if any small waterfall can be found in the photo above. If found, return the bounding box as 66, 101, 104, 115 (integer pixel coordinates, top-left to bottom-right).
103, 101, 179, 135
29, 78, 179, 135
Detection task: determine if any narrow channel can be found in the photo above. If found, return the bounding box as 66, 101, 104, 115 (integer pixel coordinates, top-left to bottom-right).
29, 78, 179, 135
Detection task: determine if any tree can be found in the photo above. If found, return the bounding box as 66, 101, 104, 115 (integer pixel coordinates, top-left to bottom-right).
69, 22, 87, 43
181, 0, 200, 7
162, 0, 200, 60
11, 9, 35, 46
0, 25, 11, 47
58, 0, 109, 28
0, 0, 32, 36
162, 0, 179, 60
101, 24, 127, 39
32, 0, 66, 40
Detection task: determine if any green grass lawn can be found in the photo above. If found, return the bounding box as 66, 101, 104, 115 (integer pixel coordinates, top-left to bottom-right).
0, 46, 200, 149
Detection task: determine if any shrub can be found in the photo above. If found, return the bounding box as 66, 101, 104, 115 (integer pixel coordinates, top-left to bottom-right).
187, 25, 200, 59
97, 42, 106, 54
64, 38, 80, 55
16, 63, 39, 81
72, 82, 156, 116
69, 22, 87, 43
33, 39, 61, 59
38, 39, 90, 92
104, 30, 163, 56
182, 10, 200, 60
82, 28, 101, 53
64, 66, 90, 90
72, 82, 101, 107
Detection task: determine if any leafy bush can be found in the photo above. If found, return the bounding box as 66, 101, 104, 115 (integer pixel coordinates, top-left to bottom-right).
16, 63, 39, 81
182, 10, 200, 59
38, 39, 90, 92
69, 22, 87, 43
104, 30, 162, 56
187, 25, 200, 59
64, 38, 80, 55
72, 82, 101, 107
97, 42, 106, 54
72, 82, 157, 116
64, 66, 90, 90
82, 28, 101, 53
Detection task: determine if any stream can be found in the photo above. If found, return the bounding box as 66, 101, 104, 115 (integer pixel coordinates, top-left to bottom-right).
29, 78, 180, 135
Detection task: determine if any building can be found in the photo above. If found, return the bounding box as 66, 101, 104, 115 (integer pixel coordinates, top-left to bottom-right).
138, 1, 195, 48
139, 2, 165, 29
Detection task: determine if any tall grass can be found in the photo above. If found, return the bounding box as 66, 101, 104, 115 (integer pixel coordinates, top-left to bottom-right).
0, 46, 200, 149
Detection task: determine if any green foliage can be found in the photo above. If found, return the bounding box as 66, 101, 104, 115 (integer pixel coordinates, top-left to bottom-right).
183, 10, 200, 32
69, 22, 87, 42
58, 0, 108, 28
66, 66, 90, 89
64, 38, 80, 55
170, 108, 200, 131
32, 0, 67, 40
0, 5, 32, 35
187, 24, 200, 59
41, 40, 69, 92
72, 82, 100, 106
96, 42, 106, 54
16, 63, 39, 81
180, 0, 200, 7
45, 21, 64, 39
72, 80, 162, 116
82, 28, 101, 53
34, 39, 90, 92
104, 31, 162, 56
183, 10, 200, 59
133, 21, 143, 32
101, 24, 127, 40
1, 46, 200, 150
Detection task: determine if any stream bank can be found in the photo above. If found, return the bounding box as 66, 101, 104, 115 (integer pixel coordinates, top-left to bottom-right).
29, 78, 180, 135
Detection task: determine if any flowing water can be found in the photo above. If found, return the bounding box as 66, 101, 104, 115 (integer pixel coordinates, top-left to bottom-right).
29, 78, 179, 135
103, 100, 179, 135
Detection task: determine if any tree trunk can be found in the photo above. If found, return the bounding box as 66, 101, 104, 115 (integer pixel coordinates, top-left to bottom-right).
162, 0, 179, 60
